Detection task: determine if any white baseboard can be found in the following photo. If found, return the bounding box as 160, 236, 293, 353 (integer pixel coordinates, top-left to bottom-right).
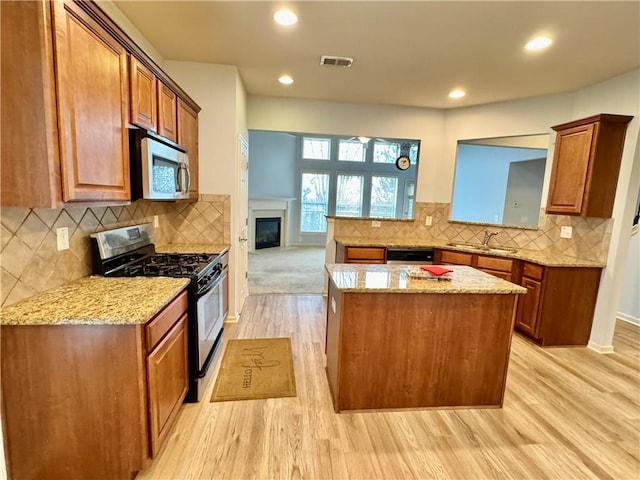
224, 314, 239, 324
587, 341, 615, 354
617, 313, 640, 327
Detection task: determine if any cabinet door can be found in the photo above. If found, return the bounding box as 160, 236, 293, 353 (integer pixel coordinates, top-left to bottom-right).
52, 1, 130, 202
147, 314, 188, 457
158, 82, 178, 142
515, 277, 542, 336
545, 123, 594, 215
439, 250, 473, 266
178, 98, 199, 199
130, 57, 157, 131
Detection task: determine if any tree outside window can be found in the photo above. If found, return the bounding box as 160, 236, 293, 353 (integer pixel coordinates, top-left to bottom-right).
300, 172, 330, 232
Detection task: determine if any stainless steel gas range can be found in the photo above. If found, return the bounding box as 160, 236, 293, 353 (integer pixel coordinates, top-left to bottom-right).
90, 223, 226, 402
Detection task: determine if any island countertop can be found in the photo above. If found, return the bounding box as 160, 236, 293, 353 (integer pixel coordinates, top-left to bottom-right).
326, 264, 527, 294
0, 276, 190, 326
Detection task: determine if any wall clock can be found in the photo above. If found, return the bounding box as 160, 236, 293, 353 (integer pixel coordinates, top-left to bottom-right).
395, 155, 410, 170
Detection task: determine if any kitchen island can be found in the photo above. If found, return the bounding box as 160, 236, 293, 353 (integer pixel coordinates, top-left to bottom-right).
325, 264, 526, 412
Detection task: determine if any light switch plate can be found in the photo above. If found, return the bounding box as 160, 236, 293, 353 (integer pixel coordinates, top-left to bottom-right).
425, 216, 433, 226
153, 215, 159, 228
560, 226, 573, 238
56, 227, 69, 251
371, 220, 381, 228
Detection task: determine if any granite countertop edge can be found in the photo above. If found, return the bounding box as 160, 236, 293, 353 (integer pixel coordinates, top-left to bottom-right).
334, 236, 605, 268
326, 264, 527, 295
0, 276, 190, 326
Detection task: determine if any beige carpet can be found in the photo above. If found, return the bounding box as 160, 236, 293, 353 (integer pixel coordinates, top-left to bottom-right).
210, 338, 296, 402
248, 246, 326, 294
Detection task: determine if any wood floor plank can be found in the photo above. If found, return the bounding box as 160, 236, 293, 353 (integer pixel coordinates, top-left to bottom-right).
137, 295, 640, 480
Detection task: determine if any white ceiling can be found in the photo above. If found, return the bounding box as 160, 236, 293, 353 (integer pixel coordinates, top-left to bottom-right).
112, 0, 640, 109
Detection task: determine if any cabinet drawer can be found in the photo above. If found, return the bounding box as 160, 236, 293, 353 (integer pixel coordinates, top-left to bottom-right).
523, 262, 544, 280
345, 247, 386, 262
146, 290, 188, 352
439, 250, 473, 265
476, 255, 513, 273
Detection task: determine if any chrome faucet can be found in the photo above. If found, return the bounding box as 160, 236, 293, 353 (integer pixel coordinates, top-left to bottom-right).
481, 230, 499, 249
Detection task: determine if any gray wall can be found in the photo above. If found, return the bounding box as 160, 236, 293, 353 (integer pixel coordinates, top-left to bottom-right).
248, 131, 297, 198
503, 158, 546, 226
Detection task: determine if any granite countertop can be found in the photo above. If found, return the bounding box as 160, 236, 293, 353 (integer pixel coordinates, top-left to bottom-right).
156, 243, 230, 255
0, 276, 190, 326
326, 264, 527, 294
335, 236, 604, 268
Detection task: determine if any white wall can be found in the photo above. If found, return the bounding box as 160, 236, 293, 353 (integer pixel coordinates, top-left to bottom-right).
96, 0, 165, 68
248, 97, 446, 202
164, 61, 248, 319
569, 70, 640, 350
618, 228, 639, 325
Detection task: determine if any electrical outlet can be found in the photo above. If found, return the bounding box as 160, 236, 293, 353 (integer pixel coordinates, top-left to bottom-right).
560, 226, 573, 238
153, 215, 159, 228
425, 216, 433, 226
56, 227, 69, 251
371, 220, 381, 228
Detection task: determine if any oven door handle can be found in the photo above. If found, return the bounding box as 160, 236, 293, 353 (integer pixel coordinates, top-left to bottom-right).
196, 274, 221, 298
197, 336, 221, 378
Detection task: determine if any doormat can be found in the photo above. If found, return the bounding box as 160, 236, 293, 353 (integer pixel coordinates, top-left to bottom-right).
210, 337, 297, 402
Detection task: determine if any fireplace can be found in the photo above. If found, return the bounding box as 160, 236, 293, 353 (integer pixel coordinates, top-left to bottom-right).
255, 217, 281, 249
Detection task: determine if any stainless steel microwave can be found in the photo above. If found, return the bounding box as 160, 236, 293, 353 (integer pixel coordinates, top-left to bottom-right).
129, 128, 190, 200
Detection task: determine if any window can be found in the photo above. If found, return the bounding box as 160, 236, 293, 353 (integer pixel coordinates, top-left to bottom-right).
336, 174, 364, 217
292, 133, 420, 230
403, 180, 415, 218
370, 175, 398, 218
302, 138, 330, 160
338, 140, 365, 162
300, 172, 330, 232
373, 142, 400, 163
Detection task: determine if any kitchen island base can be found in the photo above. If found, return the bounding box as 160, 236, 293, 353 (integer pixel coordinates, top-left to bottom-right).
325, 266, 522, 412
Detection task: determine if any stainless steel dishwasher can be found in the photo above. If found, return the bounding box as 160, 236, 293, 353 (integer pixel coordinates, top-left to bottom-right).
385, 247, 434, 264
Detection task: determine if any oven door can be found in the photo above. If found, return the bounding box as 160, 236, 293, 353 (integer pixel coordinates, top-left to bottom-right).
196, 276, 224, 372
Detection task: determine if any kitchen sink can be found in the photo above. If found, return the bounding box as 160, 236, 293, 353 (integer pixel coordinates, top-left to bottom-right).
446, 242, 518, 254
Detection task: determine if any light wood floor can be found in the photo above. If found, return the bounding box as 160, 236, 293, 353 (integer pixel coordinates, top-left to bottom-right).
138, 295, 640, 480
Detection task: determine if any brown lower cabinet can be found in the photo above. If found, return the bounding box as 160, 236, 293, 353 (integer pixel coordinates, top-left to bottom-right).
514, 262, 602, 346
1, 290, 189, 480
434, 248, 603, 346
336, 244, 387, 264
435, 249, 516, 281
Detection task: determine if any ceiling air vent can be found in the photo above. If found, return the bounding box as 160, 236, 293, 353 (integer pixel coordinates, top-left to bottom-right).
320, 55, 354, 67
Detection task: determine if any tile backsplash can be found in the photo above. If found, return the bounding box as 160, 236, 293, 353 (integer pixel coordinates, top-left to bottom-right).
334, 202, 612, 263
0, 194, 230, 307
1, 198, 612, 308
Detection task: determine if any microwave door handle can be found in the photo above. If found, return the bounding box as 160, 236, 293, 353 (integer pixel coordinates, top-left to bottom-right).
175, 164, 188, 194
184, 164, 191, 193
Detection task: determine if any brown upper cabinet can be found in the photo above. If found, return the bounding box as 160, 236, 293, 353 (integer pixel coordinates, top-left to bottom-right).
158, 81, 179, 143
545, 113, 633, 218
178, 99, 200, 199
131, 57, 179, 144
1, 0, 131, 207
130, 57, 158, 132
1, 0, 201, 208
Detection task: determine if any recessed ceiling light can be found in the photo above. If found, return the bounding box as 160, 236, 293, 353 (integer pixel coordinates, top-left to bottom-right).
525, 36, 553, 51
449, 89, 466, 99
278, 75, 294, 85
274, 8, 297, 26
